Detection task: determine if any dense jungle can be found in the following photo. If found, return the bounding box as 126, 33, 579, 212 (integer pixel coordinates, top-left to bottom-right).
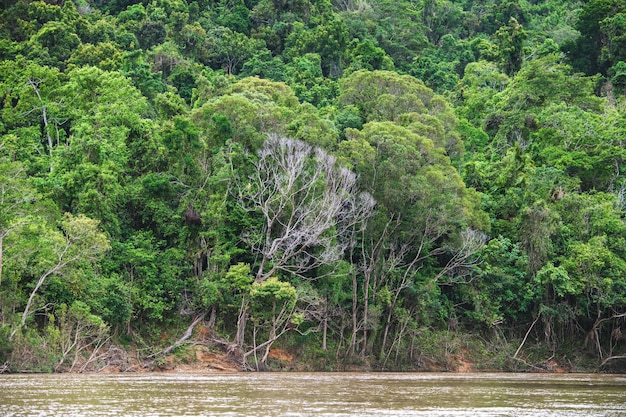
1, 0, 626, 373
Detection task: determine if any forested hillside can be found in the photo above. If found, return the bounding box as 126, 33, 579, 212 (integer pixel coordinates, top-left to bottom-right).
1, 0, 626, 372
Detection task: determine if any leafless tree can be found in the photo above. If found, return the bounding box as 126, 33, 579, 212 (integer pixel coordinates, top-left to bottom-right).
239, 134, 375, 283
347, 214, 486, 357
53, 304, 110, 372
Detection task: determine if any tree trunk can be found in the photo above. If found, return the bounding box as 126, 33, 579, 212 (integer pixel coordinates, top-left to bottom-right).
0, 232, 3, 287
349, 270, 358, 355
243, 323, 292, 370
380, 278, 407, 360
208, 305, 217, 329
155, 314, 205, 357
28, 79, 54, 172
514, 313, 541, 359
322, 294, 328, 351
361, 273, 370, 357
17, 267, 58, 337
235, 297, 248, 347
380, 313, 390, 360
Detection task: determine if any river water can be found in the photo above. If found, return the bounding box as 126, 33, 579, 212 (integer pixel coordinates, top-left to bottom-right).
1, 372, 625, 416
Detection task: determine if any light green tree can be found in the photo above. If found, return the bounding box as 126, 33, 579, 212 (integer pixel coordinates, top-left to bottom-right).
0, 158, 38, 287
12, 214, 110, 340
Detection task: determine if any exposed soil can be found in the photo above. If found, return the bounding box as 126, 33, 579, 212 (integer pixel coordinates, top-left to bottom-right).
93, 324, 580, 374
451, 354, 475, 373
144, 345, 579, 374
165, 345, 242, 373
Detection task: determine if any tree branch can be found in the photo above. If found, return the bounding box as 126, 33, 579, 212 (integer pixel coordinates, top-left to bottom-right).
151, 313, 206, 358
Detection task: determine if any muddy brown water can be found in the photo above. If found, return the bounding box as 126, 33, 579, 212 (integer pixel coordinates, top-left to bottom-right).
1, 372, 625, 416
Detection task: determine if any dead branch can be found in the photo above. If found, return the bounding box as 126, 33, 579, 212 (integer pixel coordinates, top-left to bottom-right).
514, 313, 541, 359
510, 356, 548, 372
600, 355, 626, 369
150, 313, 206, 358
238, 135, 375, 282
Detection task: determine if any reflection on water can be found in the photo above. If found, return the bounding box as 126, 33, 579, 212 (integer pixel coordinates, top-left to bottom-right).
1, 372, 625, 416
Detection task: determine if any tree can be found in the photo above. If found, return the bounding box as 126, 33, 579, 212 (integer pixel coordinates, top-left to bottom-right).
212, 0, 251, 34
600, 12, 626, 67
12, 213, 110, 339
303, 17, 350, 77
67, 42, 124, 71
239, 134, 375, 282
462, 236, 529, 327
609, 61, 626, 97
28, 21, 81, 68
50, 66, 149, 235
335, 121, 488, 356
108, 231, 185, 325
283, 53, 339, 107
0, 59, 67, 171
49, 301, 109, 372
339, 70, 463, 157
205, 26, 267, 75
456, 60, 509, 127
495, 17, 527, 76
192, 76, 339, 151
244, 277, 300, 369
359, 0, 428, 71
347, 40, 394, 72
421, 0, 463, 45
0, 158, 38, 287
483, 54, 602, 150
565, 0, 626, 75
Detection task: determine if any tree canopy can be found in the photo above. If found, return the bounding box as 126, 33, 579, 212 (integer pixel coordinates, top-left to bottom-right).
1, 0, 626, 373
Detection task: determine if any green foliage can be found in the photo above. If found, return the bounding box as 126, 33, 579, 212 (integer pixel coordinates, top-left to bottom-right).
250, 277, 297, 310
205, 26, 267, 75
108, 232, 185, 323
347, 39, 394, 72
565, 0, 626, 75
2, 0, 626, 372
283, 53, 338, 106
535, 262, 576, 298
609, 61, 626, 93
464, 236, 530, 325
481, 54, 602, 151
28, 20, 81, 69
225, 262, 254, 291
212, 0, 251, 34
495, 17, 527, 76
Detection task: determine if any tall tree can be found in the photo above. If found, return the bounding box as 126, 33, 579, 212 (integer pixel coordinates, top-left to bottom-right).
239, 134, 375, 282
494, 17, 527, 76
0, 158, 38, 287
12, 214, 110, 339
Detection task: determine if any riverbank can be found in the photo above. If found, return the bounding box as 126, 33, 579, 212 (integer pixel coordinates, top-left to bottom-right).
3, 323, 621, 374
94, 338, 586, 375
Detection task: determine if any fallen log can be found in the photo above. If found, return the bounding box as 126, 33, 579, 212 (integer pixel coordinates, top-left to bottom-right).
150, 314, 206, 358
600, 355, 626, 369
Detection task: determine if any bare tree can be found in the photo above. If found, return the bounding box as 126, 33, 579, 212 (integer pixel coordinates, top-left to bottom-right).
52, 302, 110, 372
348, 214, 486, 358
434, 228, 487, 284
240, 135, 375, 283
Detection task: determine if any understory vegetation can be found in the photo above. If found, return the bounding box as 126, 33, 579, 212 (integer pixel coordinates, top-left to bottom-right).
1, 0, 626, 372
